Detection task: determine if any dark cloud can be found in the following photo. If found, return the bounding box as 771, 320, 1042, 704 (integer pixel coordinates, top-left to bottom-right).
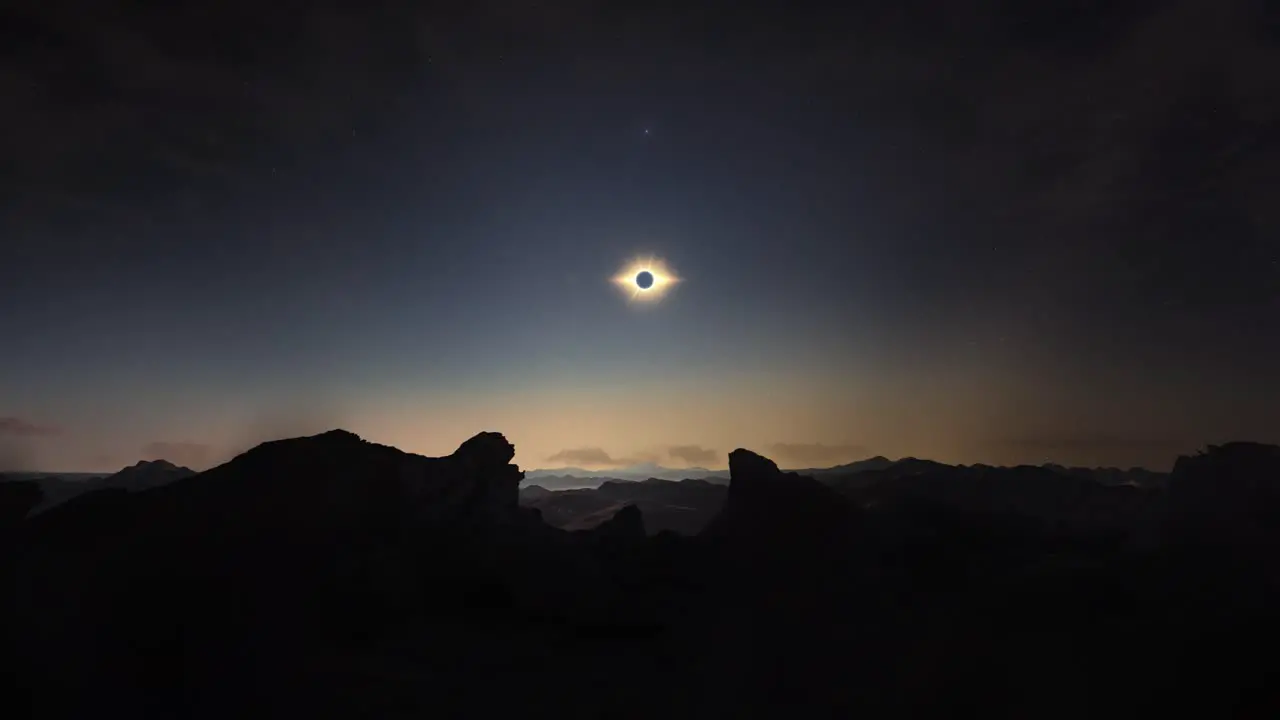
546, 447, 623, 467
141, 441, 214, 469
0, 417, 61, 437
668, 445, 718, 465
770, 443, 868, 466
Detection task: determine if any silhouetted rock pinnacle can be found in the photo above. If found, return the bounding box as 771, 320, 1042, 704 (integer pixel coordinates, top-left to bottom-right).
389, 430, 527, 527
727, 448, 781, 478
702, 448, 857, 554
1162, 442, 1280, 545
454, 431, 516, 468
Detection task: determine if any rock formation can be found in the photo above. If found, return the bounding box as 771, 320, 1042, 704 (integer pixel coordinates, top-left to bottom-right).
8, 432, 1280, 717
9, 430, 584, 717
1159, 442, 1280, 547
701, 448, 856, 549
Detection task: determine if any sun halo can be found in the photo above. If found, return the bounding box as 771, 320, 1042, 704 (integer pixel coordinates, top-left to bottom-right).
611, 257, 679, 303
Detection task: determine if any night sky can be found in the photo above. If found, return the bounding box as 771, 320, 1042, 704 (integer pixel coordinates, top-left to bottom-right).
2, 0, 1277, 473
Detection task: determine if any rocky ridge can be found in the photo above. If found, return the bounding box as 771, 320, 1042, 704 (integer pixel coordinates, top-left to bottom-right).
6, 431, 1280, 718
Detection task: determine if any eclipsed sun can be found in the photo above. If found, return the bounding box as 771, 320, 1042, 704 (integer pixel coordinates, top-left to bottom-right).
611, 256, 680, 303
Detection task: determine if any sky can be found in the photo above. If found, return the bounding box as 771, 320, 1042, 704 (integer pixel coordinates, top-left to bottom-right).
1, 0, 1277, 473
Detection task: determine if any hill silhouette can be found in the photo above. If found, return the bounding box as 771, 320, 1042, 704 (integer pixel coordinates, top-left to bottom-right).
5, 431, 1280, 717
22, 459, 196, 516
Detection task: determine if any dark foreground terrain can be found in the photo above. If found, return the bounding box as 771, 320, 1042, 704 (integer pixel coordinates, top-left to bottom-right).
4, 431, 1280, 718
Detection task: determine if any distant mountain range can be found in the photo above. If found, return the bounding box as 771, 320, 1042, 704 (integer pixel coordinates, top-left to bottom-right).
18, 459, 196, 516
523, 463, 730, 486
523, 455, 1163, 491
521, 455, 1169, 535
522, 458, 905, 486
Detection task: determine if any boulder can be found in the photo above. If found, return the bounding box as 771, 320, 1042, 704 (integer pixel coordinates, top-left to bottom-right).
1162, 442, 1280, 546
